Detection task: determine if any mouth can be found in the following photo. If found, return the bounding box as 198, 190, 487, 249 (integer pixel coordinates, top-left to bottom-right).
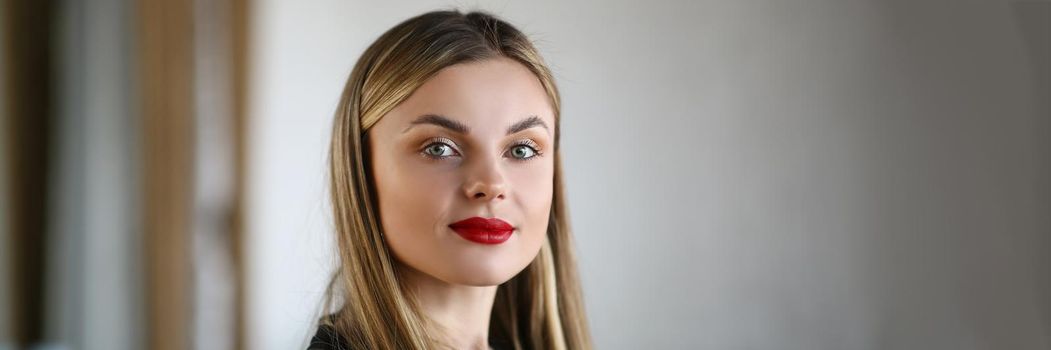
448, 217, 514, 245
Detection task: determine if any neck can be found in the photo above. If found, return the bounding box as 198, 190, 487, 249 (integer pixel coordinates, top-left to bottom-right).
401, 266, 497, 350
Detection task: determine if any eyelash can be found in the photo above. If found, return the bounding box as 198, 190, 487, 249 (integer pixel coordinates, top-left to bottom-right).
508, 139, 544, 160
418, 137, 544, 162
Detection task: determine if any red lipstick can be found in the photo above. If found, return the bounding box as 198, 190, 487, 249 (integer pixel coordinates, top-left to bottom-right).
448, 217, 514, 244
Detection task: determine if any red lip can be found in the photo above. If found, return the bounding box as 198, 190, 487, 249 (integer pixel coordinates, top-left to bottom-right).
448, 217, 514, 244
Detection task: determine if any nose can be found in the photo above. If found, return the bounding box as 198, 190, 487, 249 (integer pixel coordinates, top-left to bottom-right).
462, 157, 507, 201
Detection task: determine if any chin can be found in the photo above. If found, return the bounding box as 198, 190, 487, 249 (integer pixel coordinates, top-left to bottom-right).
450, 276, 511, 287
442, 261, 523, 286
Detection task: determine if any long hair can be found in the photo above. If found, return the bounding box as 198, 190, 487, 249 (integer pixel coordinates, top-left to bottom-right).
323, 10, 591, 350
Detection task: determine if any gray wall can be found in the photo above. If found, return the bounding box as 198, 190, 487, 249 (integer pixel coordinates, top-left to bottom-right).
246, 1, 1050, 349
47, 0, 144, 348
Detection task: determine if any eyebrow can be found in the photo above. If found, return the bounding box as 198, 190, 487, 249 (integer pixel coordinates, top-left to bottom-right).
403, 114, 549, 136
507, 115, 549, 135
404, 114, 470, 134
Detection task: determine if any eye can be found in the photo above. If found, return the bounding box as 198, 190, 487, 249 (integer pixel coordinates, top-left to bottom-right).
420, 138, 460, 159
506, 140, 542, 160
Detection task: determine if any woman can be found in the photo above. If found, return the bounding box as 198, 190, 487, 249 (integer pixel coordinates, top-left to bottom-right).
309, 10, 591, 350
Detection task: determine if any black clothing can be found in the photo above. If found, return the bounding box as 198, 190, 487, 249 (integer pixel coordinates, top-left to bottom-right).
307, 324, 511, 350
308, 324, 348, 350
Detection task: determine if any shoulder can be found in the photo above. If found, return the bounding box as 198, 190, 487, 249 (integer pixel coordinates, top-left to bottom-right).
307, 324, 350, 350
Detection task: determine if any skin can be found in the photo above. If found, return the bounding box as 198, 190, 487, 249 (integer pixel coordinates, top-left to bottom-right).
367, 57, 556, 349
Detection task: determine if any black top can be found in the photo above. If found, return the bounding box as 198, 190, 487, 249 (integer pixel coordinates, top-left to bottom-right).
307, 325, 510, 350
307, 325, 348, 350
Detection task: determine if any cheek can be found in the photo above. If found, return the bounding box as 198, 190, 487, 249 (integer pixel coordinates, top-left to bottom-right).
508, 161, 555, 234
372, 155, 457, 237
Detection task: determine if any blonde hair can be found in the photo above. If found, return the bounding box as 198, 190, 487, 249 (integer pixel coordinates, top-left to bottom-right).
324, 10, 591, 349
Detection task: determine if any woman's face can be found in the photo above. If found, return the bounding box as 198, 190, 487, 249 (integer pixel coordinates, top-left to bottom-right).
367, 57, 555, 286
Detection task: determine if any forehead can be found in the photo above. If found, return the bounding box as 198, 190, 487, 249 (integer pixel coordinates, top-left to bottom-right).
380, 57, 555, 135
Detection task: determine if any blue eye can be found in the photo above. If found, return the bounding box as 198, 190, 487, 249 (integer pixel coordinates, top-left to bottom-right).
421, 138, 459, 159
423, 143, 454, 157
507, 141, 541, 160
509, 145, 536, 159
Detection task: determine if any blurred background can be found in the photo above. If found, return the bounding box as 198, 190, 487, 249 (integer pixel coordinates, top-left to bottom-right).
1, 0, 1048, 349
